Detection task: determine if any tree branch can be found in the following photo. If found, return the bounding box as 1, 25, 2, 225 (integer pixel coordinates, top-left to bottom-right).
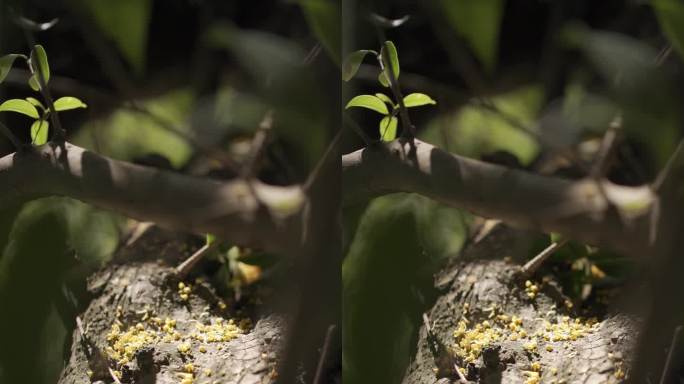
0, 142, 304, 254
342, 139, 653, 257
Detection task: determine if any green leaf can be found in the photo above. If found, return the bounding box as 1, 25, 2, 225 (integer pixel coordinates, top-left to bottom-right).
342, 50, 374, 81
298, 0, 341, 64
53, 96, 88, 111
439, 0, 503, 73
0, 54, 27, 84
75, 0, 151, 75
345, 95, 389, 115
379, 116, 398, 141
26, 97, 45, 110
28, 75, 40, 91
375, 93, 394, 106
206, 233, 217, 246
653, 0, 684, 62
378, 41, 400, 87
30, 119, 49, 145
0, 99, 40, 119
403, 93, 437, 108
30, 45, 50, 88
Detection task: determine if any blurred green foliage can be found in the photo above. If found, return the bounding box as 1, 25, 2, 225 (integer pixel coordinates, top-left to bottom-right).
75, 0, 152, 74
343, 194, 470, 384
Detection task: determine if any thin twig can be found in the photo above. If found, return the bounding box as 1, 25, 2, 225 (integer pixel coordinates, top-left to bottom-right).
653, 140, 684, 193
108, 367, 123, 384
659, 325, 683, 384
304, 128, 342, 192
519, 238, 569, 278
241, 110, 274, 179
590, 117, 621, 180
0, 121, 23, 149
343, 114, 373, 145
175, 242, 219, 278
312, 324, 337, 384
454, 363, 468, 383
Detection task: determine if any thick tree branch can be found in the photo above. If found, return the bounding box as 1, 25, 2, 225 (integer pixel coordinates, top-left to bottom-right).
0, 142, 304, 254
343, 139, 653, 257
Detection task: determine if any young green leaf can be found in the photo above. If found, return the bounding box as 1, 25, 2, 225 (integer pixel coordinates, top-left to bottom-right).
53, 96, 88, 111
378, 41, 400, 87
342, 50, 374, 81
206, 233, 217, 246
29, 45, 50, 88
379, 116, 398, 141
0, 54, 27, 84
28, 75, 40, 91
403, 93, 437, 108
30, 119, 49, 145
26, 97, 45, 110
0, 99, 40, 119
375, 93, 394, 106
345, 95, 389, 115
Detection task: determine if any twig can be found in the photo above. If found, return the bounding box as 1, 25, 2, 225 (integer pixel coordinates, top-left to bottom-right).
0, 121, 23, 149
653, 140, 684, 193
590, 117, 621, 180
241, 110, 273, 179
454, 363, 468, 383
343, 114, 373, 145
108, 367, 123, 384
659, 325, 683, 384
313, 324, 337, 384
304, 127, 342, 192
175, 242, 219, 278
519, 238, 569, 278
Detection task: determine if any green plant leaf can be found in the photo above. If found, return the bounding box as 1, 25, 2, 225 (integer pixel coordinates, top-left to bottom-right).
403, 93, 437, 107
379, 116, 398, 141
345, 95, 389, 115
0, 54, 26, 84
28, 75, 40, 91
342, 50, 374, 81
298, 0, 341, 64
30, 119, 49, 145
375, 93, 394, 106
30, 45, 50, 88
53, 96, 88, 111
653, 0, 684, 61
26, 97, 45, 110
0, 99, 40, 119
75, 0, 151, 75
439, 0, 503, 73
378, 41, 400, 87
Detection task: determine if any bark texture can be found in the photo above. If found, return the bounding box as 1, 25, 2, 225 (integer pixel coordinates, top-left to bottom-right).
58, 227, 284, 384
403, 225, 638, 384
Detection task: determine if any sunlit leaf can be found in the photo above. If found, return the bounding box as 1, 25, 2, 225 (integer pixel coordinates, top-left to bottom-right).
0, 54, 26, 84
379, 116, 398, 141
29, 45, 50, 88
26, 97, 45, 110
28, 75, 40, 91
53, 96, 88, 111
653, 0, 684, 61
299, 0, 341, 63
375, 93, 394, 106
206, 233, 217, 245
76, 0, 151, 74
15, 16, 59, 31
369, 13, 410, 28
439, 0, 503, 73
0, 99, 40, 119
378, 41, 400, 87
403, 93, 437, 108
30, 119, 49, 145
345, 95, 389, 115
342, 50, 374, 81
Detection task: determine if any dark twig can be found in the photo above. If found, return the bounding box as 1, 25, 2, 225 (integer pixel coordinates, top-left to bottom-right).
312, 324, 337, 384
175, 242, 219, 279
343, 114, 373, 145
659, 325, 683, 384
304, 127, 342, 192
241, 110, 274, 179
0, 121, 23, 149
519, 238, 569, 278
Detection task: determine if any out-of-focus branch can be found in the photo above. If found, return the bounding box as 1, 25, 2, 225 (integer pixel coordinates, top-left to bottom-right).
342, 138, 654, 257
0, 143, 304, 254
